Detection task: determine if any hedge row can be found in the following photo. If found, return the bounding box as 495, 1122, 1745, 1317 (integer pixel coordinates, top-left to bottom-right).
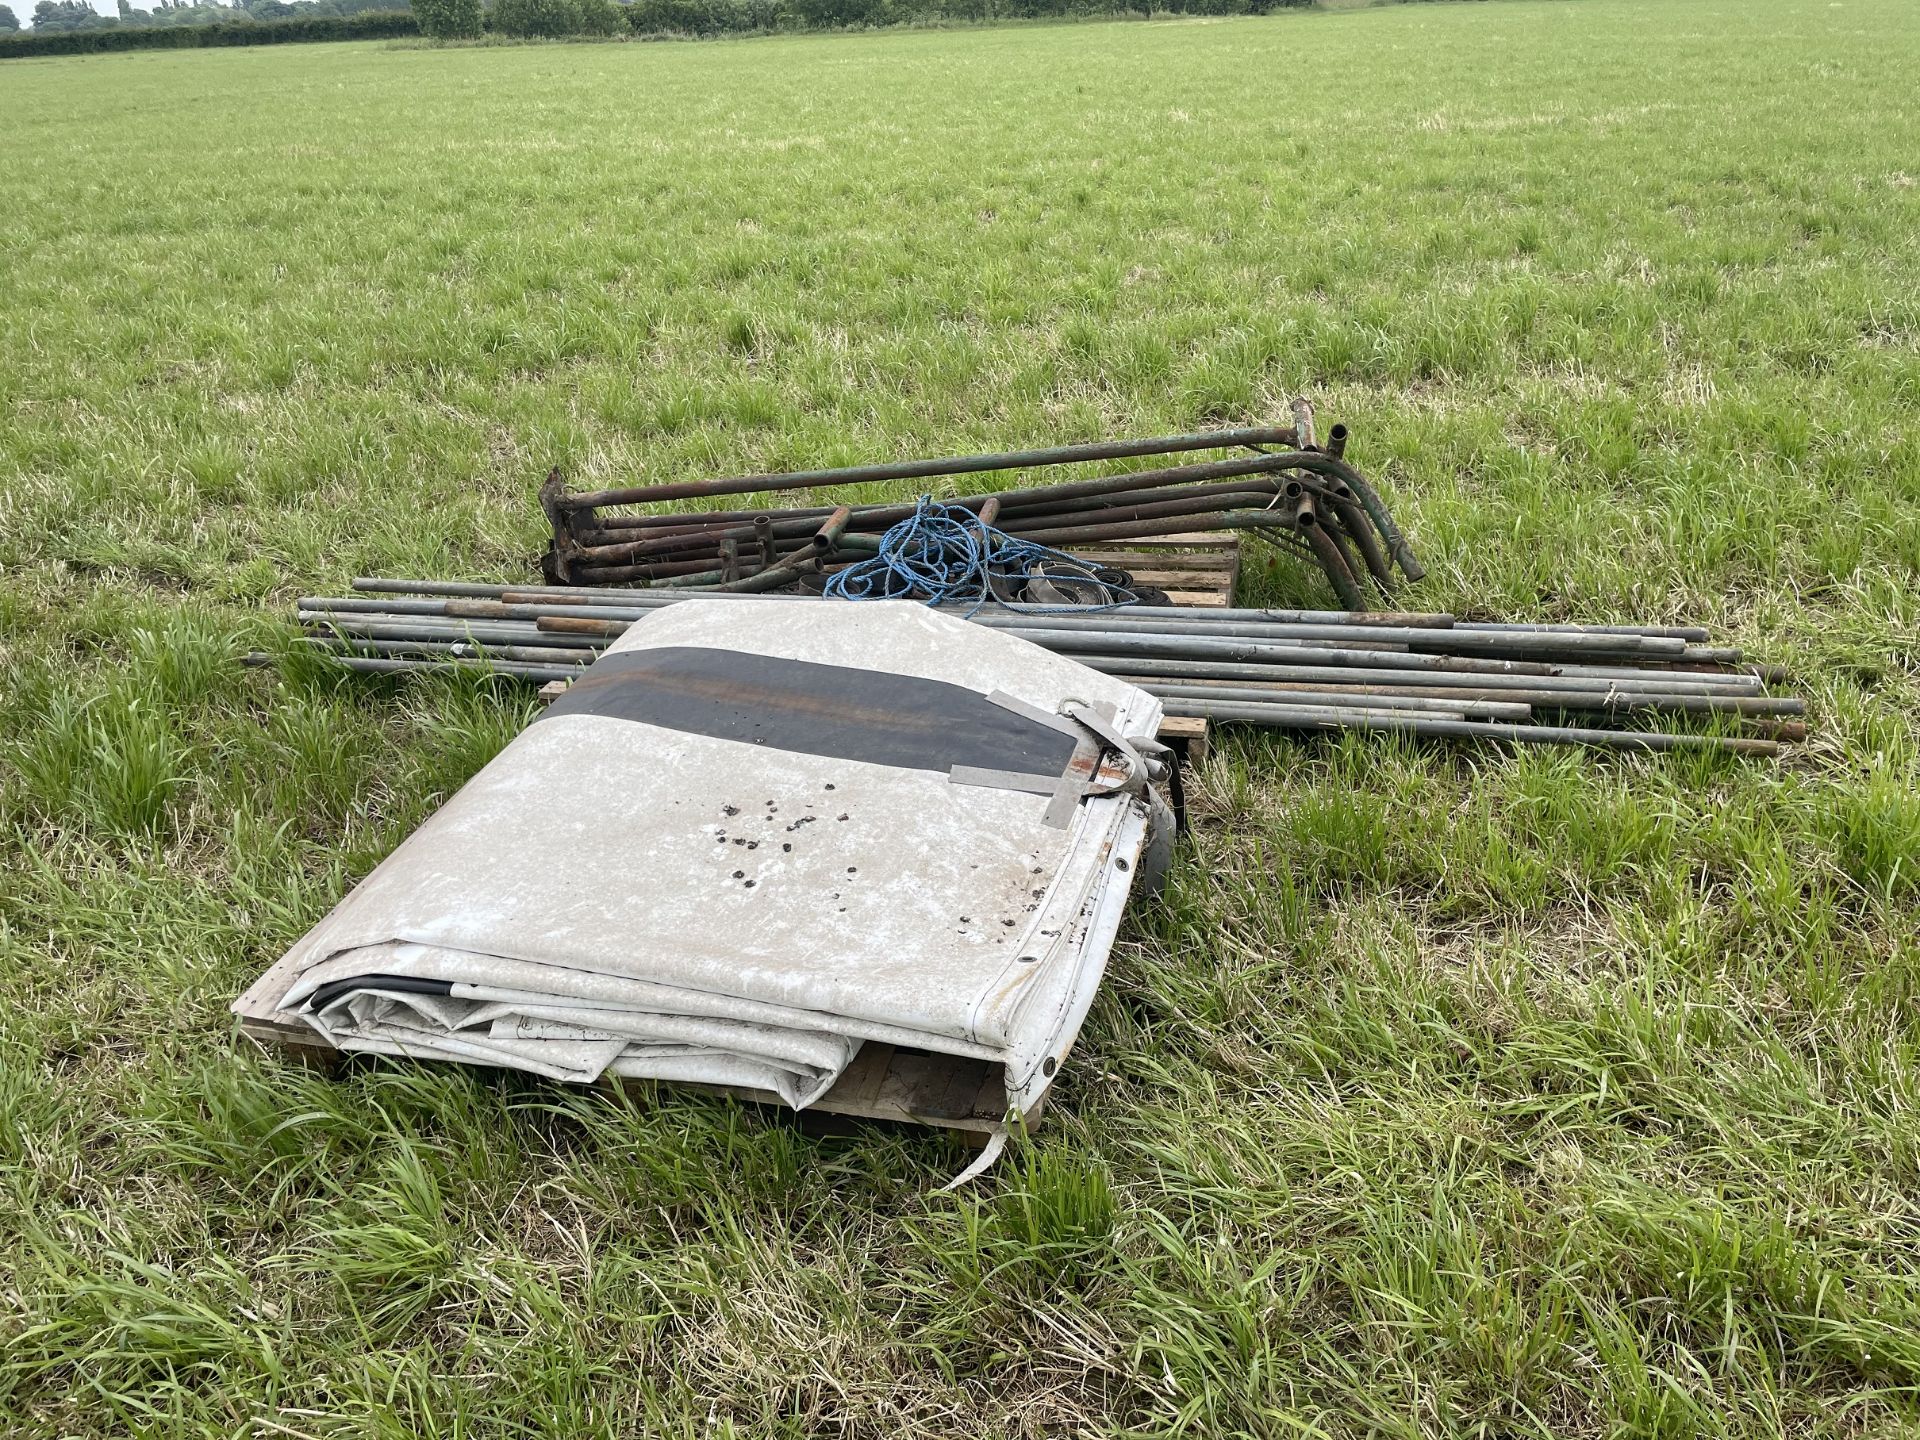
0, 0, 1310, 55
0, 9, 417, 54
625, 0, 1304, 32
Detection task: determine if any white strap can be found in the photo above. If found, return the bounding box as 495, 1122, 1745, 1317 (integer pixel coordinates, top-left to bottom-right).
938, 1127, 1010, 1191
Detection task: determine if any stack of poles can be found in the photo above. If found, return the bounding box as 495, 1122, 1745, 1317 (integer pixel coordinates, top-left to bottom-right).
266, 581, 1807, 758
537, 404, 1421, 610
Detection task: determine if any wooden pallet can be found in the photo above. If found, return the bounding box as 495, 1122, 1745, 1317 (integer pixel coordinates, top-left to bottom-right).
620, 1043, 1014, 1144
1066, 531, 1241, 610
1066, 532, 1238, 763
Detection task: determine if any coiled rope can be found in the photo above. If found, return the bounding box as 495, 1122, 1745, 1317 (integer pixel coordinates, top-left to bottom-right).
821, 498, 1137, 614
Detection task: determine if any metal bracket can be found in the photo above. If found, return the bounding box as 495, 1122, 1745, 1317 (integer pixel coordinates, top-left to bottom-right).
957, 690, 1166, 828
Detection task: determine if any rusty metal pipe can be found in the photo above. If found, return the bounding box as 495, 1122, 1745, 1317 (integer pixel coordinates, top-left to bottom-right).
319, 592, 1693, 662
579, 452, 1310, 533
551, 426, 1303, 511
964, 614, 1685, 656
409, 598, 1658, 655
1141, 681, 1530, 721
447, 625, 1769, 703
1127, 676, 1801, 718
296, 650, 581, 683
303, 617, 603, 649
1294, 492, 1367, 610
995, 487, 1295, 535
709, 507, 851, 593
1327, 492, 1397, 593
567, 479, 1299, 568
812, 506, 854, 553
295, 625, 1789, 718
1458, 621, 1713, 642
386, 588, 1459, 630
338, 584, 1743, 659
303, 636, 590, 666
1158, 699, 1779, 756
1073, 653, 1761, 694
529, 615, 628, 637
515, 616, 1564, 677
1313, 453, 1423, 581
991, 508, 1298, 548
1290, 397, 1317, 452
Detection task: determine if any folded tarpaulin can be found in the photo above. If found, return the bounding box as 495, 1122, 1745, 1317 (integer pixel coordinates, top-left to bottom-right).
244, 598, 1170, 1136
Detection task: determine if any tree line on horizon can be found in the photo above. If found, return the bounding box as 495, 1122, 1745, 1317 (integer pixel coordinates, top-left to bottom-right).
2, 0, 393, 30
2, 0, 1316, 48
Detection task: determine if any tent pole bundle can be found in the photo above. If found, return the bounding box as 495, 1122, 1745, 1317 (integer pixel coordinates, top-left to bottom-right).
256, 581, 1810, 758
536, 402, 1422, 609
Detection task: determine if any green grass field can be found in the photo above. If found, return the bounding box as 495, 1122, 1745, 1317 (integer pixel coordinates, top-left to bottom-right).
3, 1, 1919, 1434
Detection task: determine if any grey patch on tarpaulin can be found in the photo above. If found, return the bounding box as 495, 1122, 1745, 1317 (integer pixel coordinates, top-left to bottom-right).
543, 645, 1078, 777
946, 766, 1063, 797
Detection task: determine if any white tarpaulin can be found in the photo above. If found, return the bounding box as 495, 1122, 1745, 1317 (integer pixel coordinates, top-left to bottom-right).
250, 599, 1168, 1141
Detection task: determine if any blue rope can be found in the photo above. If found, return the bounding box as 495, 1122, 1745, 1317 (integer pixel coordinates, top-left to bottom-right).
822, 498, 1138, 614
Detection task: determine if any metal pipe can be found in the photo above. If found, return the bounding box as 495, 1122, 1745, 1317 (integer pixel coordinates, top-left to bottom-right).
1158, 700, 1779, 756
1160, 699, 1479, 725
353, 581, 1724, 648
1553, 661, 1762, 689
1324, 492, 1395, 593
293, 626, 1792, 719
294, 651, 581, 683
315, 596, 1465, 644
522, 587, 1451, 627
990, 487, 1295, 536
1457, 620, 1713, 642
303, 617, 603, 649
1294, 492, 1367, 610
994, 507, 1380, 553
966, 616, 1685, 657
278, 598, 1797, 752
528, 615, 627, 637
575, 452, 1306, 536
1139, 681, 1530, 721
711, 506, 850, 593
302, 636, 592, 666
552, 425, 1303, 510
1266, 451, 1422, 582
504, 591, 1459, 630
563, 525, 730, 567
1290, 397, 1317, 453
1069, 654, 1757, 695
331, 586, 1767, 680
1003, 630, 1598, 674
313, 597, 1729, 680
404, 598, 1661, 657
1133, 676, 1801, 717
813, 505, 854, 552
564, 471, 1382, 581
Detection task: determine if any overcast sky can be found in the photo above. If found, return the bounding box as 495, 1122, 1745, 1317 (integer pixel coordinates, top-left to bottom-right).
33, 0, 160, 15
28, 0, 245, 18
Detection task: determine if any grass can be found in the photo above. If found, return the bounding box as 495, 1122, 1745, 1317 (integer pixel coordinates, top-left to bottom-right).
1, 0, 1918, 1433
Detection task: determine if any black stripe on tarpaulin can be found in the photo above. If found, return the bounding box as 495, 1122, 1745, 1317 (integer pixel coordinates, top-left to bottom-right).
303, 975, 456, 1013
540, 645, 1078, 777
